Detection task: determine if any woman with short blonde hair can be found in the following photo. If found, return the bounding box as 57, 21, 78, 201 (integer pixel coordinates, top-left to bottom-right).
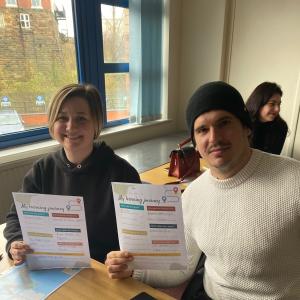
4, 83, 141, 265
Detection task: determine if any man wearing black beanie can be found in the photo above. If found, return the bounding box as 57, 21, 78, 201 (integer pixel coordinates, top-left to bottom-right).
186, 81, 252, 144
185, 81, 253, 180
106, 81, 300, 300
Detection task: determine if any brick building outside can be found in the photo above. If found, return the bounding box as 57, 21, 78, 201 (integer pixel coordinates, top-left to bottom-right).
0, 0, 76, 127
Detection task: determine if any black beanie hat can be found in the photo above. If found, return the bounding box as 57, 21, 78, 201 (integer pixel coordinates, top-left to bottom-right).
186, 81, 252, 140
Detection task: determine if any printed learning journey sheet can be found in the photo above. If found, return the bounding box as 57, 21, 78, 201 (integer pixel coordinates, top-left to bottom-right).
111, 183, 187, 270
13, 192, 91, 270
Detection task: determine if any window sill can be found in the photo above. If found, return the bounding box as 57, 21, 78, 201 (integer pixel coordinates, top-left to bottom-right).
0, 119, 174, 165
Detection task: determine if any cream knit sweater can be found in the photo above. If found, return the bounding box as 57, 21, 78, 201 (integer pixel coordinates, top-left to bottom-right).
134, 149, 300, 299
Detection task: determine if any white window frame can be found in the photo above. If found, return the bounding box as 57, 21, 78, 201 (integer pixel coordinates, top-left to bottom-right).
31, 0, 42, 9
0, 13, 5, 28
6, 0, 17, 7
20, 14, 31, 29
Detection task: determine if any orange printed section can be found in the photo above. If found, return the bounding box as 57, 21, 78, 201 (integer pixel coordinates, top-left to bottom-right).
152, 240, 179, 244
57, 242, 83, 246
52, 213, 79, 218
147, 206, 175, 211
32, 251, 84, 256
122, 229, 147, 235
28, 232, 53, 237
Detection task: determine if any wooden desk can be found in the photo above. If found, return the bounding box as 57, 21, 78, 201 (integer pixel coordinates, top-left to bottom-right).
49, 259, 175, 300
0, 226, 174, 300
140, 159, 208, 187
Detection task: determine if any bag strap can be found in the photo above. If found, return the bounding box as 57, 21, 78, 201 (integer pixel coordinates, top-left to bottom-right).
194, 252, 206, 274
180, 165, 199, 181
181, 252, 208, 300
178, 137, 192, 149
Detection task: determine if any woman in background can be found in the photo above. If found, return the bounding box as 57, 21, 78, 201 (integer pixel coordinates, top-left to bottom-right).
246, 82, 288, 154
4, 83, 141, 265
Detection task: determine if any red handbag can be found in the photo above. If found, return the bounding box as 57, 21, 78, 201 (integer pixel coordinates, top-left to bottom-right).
168, 137, 200, 180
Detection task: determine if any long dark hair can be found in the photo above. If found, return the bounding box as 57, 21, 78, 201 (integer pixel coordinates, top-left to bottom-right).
246, 82, 283, 122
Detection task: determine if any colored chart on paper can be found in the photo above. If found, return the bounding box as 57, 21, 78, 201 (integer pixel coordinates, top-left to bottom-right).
13, 192, 91, 270
112, 182, 188, 270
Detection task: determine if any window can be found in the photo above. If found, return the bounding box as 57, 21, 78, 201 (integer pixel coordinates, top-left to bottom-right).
100, 2, 130, 125
0, 0, 164, 148
6, 0, 17, 7
85, 0, 163, 126
1, 0, 77, 148
20, 14, 31, 29
0, 13, 5, 28
31, 0, 42, 9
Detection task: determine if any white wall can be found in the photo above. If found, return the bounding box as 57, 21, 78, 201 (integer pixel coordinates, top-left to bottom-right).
176, 0, 300, 159
164, 0, 182, 125
226, 0, 300, 157
177, 0, 227, 130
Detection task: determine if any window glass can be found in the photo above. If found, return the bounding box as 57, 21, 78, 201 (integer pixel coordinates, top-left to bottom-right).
105, 73, 130, 121
0, 0, 77, 135
101, 4, 129, 63
100, 3, 130, 123
6, 0, 17, 7
20, 14, 31, 29
0, 0, 164, 148
32, 0, 42, 8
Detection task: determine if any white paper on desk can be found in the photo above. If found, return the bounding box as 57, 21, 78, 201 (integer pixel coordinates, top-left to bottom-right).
111, 183, 188, 270
13, 192, 91, 270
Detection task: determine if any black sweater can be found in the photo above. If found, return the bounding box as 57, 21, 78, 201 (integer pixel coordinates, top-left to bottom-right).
251, 119, 288, 155
4, 142, 141, 263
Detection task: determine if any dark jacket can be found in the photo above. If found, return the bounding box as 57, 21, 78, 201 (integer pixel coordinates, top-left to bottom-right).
251, 118, 288, 155
4, 142, 141, 263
